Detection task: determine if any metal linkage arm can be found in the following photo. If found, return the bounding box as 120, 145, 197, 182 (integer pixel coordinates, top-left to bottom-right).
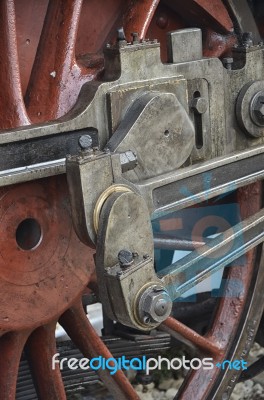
160, 208, 264, 300
136, 145, 264, 218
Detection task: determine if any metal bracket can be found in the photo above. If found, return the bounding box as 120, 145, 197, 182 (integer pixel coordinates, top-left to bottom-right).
95, 189, 172, 331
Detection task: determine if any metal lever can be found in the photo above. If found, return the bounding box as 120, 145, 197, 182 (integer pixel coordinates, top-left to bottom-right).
160, 208, 264, 300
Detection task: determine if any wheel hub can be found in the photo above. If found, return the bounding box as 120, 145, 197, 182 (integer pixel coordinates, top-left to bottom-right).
0, 177, 94, 332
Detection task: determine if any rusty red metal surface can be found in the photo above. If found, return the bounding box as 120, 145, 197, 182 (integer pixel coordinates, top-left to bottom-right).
15, 0, 49, 96
0, 330, 30, 399
164, 0, 234, 33
26, 322, 67, 399
25, 0, 99, 122
161, 316, 222, 356
4, 0, 237, 128
124, 0, 160, 39
0, 0, 30, 129
0, 177, 95, 333
60, 301, 140, 400
203, 27, 237, 57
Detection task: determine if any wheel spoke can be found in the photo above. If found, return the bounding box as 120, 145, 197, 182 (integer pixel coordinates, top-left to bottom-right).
25, 322, 66, 400
59, 301, 140, 400
0, 0, 30, 129
0, 330, 30, 400
26, 0, 84, 122
160, 316, 222, 356
124, 0, 160, 39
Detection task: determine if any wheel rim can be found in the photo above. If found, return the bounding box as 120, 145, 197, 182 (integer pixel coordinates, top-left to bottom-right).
0, 1, 263, 399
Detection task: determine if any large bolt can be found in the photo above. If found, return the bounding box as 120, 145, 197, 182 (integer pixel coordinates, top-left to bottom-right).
191, 97, 208, 114
78, 134, 93, 150
250, 91, 264, 126
154, 297, 169, 316
138, 285, 172, 325
118, 249, 134, 269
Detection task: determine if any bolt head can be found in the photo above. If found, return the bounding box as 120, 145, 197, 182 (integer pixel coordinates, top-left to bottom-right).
79, 135, 93, 150
118, 249, 134, 268
191, 97, 208, 114
154, 298, 169, 316
140, 286, 172, 324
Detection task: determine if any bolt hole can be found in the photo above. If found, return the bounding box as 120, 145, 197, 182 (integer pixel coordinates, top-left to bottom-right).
16, 218, 42, 251
164, 129, 170, 137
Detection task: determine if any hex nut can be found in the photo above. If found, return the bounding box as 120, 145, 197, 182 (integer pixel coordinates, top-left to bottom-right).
138, 285, 172, 325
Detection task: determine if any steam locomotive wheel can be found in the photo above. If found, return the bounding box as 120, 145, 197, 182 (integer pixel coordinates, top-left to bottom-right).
0, 1, 263, 399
